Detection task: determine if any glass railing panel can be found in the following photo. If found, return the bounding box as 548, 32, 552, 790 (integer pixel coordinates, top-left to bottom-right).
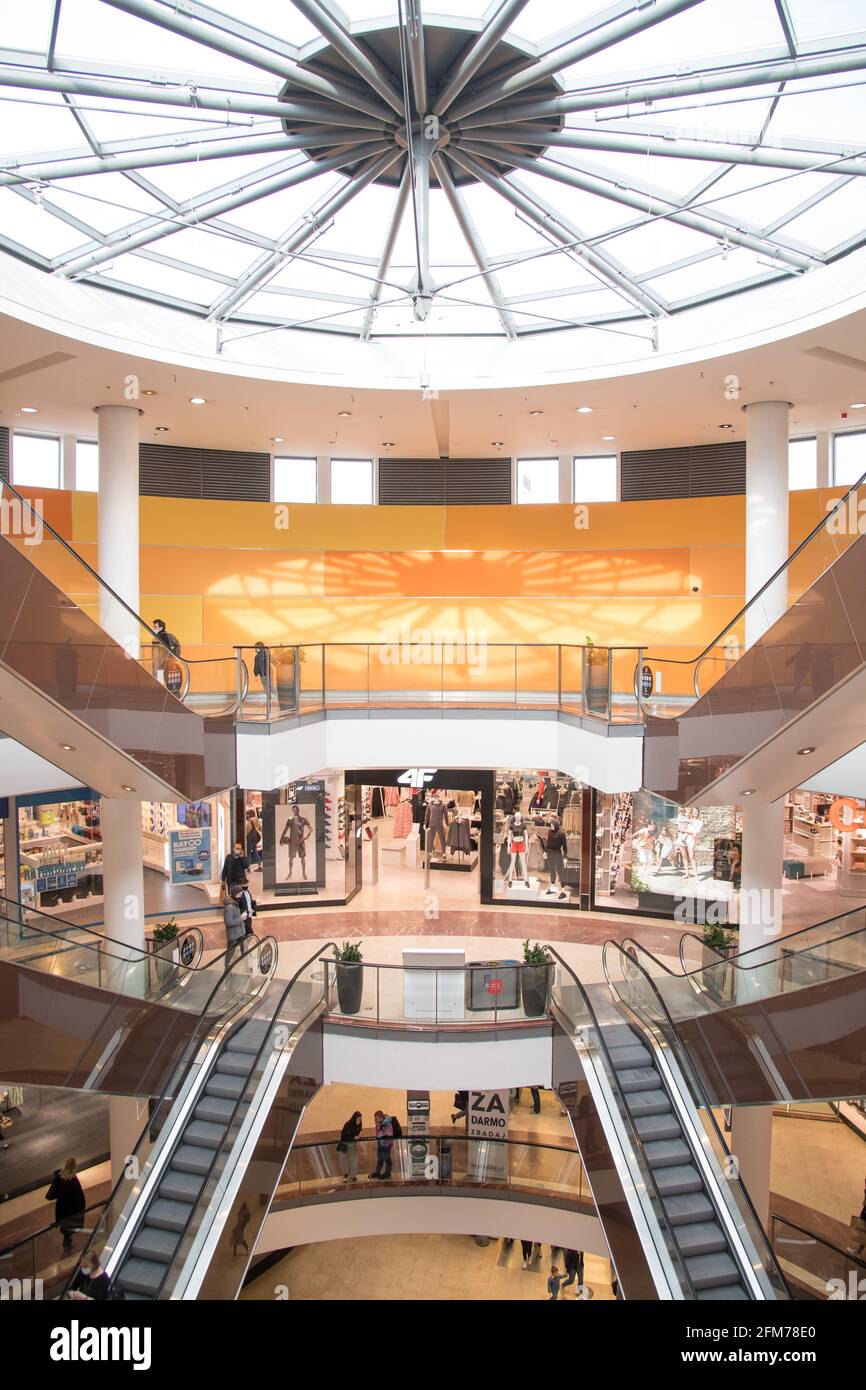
771, 1215, 866, 1300
583, 646, 611, 720
323, 642, 366, 708
559, 644, 584, 716
516, 644, 557, 711
367, 639, 440, 706
0, 1204, 107, 1301
297, 644, 324, 714
610, 648, 642, 723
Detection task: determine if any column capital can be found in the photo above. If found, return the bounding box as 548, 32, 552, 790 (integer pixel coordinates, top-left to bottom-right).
740, 399, 793, 412
92, 404, 144, 416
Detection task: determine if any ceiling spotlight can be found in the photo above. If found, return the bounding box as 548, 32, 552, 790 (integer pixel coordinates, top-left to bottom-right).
155, 425, 170, 432
338, 410, 352, 418
718, 423, 734, 429
576, 406, 593, 414
491, 440, 504, 447
121, 784, 136, 793
602, 435, 615, 442
142, 389, 157, 397
797, 746, 816, 756
741, 788, 756, 796
20, 406, 38, 414
271, 437, 284, 444
851, 403, 866, 409
529, 410, 543, 416
381, 441, 394, 448
189, 396, 207, 406
59, 743, 76, 752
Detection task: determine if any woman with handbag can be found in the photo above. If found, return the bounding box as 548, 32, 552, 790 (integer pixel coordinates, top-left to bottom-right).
47, 1156, 85, 1250
337, 1111, 363, 1183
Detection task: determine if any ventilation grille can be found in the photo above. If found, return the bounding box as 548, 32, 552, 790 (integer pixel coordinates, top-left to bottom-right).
620, 441, 746, 500
378, 458, 511, 505
0, 427, 8, 483
139, 443, 269, 500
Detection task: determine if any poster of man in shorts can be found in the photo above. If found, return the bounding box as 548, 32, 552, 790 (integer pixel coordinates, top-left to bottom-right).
277, 803, 312, 881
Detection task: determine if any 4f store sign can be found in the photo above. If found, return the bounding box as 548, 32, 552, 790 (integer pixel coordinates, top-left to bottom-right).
398, 768, 437, 790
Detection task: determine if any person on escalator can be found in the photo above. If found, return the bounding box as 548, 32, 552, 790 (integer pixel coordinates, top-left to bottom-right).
47, 1157, 85, 1250
69, 1251, 111, 1301
223, 889, 245, 966
236, 882, 257, 937
151, 617, 181, 676
221, 843, 250, 897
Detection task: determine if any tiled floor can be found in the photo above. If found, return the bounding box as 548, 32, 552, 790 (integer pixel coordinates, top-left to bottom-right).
242, 1232, 615, 1302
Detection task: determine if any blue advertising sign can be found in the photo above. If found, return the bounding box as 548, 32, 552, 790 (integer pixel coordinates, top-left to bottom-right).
170, 828, 212, 885
36, 859, 85, 892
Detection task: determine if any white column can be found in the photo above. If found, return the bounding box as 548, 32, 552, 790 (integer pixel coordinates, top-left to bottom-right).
558, 453, 572, 503
95, 404, 141, 656
816, 431, 831, 489
316, 455, 330, 504
101, 797, 145, 954
729, 1105, 773, 1229
743, 400, 791, 648
110, 1095, 146, 1190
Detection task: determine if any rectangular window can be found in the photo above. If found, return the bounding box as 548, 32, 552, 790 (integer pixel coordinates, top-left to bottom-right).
517, 456, 558, 504
12, 432, 61, 489
833, 431, 866, 488
75, 439, 99, 492
331, 457, 373, 505
273, 455, 316, 503
788, 437, 816, 491
574, 454, 617, 502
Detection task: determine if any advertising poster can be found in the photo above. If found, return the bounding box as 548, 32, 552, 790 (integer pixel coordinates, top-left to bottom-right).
264, 782, 326, 897
170, 827, 212, 884
467, 1089, 510, 1181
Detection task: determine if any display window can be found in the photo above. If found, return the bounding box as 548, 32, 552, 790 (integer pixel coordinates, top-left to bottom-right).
140, 794, 231, 903
18, 795, 103, 912
238, 773, 353, 908
492, 770, 587, 908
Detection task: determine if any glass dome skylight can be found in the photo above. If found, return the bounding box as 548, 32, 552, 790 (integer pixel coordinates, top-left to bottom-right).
1, 0, 865, 341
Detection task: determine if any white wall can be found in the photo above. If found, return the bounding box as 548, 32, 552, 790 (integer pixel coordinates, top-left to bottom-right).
323, 1025, 553, 1091
260, 1194, 608, 1258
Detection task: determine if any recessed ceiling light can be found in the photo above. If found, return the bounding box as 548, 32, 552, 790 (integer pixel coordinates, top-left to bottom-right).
271, 436, 284, 444
381, 441, 394, 448
797, 746, 816, 756
142, 389, 157, 397
155, 425, 169, 432
741, 788, 756, 796
121, 784, 136, 793
576, 406, 593, 414
851, 403, 866, 409
602, 435, 615, 441
59, 743, 76, 752
718, 423, 734, 429
20, 406, 38, 414
338, 410, 352, 418
491, 440, 503, 447
189, 396, 206, 405
529, 409, 543, 416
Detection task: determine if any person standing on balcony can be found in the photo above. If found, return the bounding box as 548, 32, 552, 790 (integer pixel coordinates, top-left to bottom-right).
337, 1111, 363, 1183
253, 642, 270, 691
369, 1110, 393, 1181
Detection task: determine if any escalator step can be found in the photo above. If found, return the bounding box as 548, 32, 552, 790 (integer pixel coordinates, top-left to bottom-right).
664, 1192, 715, 1226
132, 1226, 181, 1263
115, 1257, 165, 1299
643, 1138, 692, 1169
147, 1198, 193, 1233
618, 1067, 660, 1094
627, 1089, 671, 1117
674, 1222, 728, 1257
230, 1020, 272, 1054
183, 1119, 225, 1150
159, 1169, 205, 1204
195, 1096, 236, 1125
216, 1052, 255, 1078
634, 1112, 682, 1142
607, 1044, 652, 1069
654, 1164, 703, 1196
696, 1284, 749, 1301
685, 1252, 741, 1289
173, 1144, 214, 1177
206, 1072, 247, 1100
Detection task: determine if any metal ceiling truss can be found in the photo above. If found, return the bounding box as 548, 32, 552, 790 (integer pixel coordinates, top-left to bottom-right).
0, 0, 864, 339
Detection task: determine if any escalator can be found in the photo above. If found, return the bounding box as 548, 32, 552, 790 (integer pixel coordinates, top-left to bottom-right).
0, 479, 236, 801
67, 942, 334, 1301
612, 910, 866, 1106
643, 470, 866, 804
0, 892, 275, 1095
549, 945, 789, 1300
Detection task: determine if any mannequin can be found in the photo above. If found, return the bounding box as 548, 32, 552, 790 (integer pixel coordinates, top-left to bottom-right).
545, 818, 568, 899
424, 792, 447, 858
506, 811, 528, 883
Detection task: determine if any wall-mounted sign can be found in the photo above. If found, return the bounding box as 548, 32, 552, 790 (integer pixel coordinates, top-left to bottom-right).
170, 827, 212, 884
397, 767, 438, 789
829, 797, 860, 833
468, 1089, 510, 1180
164, 659, 184, 697
640, 664, 653, 699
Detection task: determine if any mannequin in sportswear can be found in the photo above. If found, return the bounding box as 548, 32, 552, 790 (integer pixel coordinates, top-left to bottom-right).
545, 818, 568, 899
424, 792, 448, 857
506, 811, 528, 882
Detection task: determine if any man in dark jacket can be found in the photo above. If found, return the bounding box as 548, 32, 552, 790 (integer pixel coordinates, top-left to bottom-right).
221, 842, 249, 894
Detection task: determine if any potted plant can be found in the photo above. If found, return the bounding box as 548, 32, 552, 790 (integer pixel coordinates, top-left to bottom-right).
521, 940, 551, 1017
150, 917, 179, 955
701, 922, 736, 1002
333, 940, 364, 1015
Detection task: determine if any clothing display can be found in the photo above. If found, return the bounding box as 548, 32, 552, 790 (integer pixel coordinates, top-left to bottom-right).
446, 817, 472, 856
392, 799, 413, 839
424, 794, 448, 855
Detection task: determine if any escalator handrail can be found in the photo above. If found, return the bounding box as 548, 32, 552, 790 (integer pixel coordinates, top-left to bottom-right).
770, 1213, 866, 1272
542, 943, 700, 1299
0, 1200, 108, 1259
0, 892, 211, 975
645, 465, 866, 673
143, 938, 338, 1300
602, 937, 791, 1297
62, 931, 276, 1293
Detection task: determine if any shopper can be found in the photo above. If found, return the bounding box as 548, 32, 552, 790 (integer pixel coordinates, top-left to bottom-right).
253, 641, 270, 690
369, 1110, 393, 1180
230, 1202, 251, 1257
548, 1264, 565, 1300
221, 842, 250, 896
47, 1157, 85, 1250
451, 1090, 468, 1124
236, 881, 257, 936
520, 1239, 534, 1268
561, 1248, 584, 1295
223, 888, 245, 966
337, 1111, 363, 1183
69, 1250, 111, 1300
530, 1086, 541, 1114
151, 617, 181, 675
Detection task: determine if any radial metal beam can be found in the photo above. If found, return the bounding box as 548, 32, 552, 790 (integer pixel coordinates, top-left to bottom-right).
101, 0, 395, 120
361, 162, 410, 340
453, 44, 866, 127
433, 0, 532, 115
460, 124, 866, 177
208, 146, 401, 321
0, 64, 394, 126
0, 127, 390, 187
410, 128, 437, 315
449, 0, 707, 121
448, 146, 669, 319
457, 140, 821, 270
289, 0, 404, 116
56, 147, 377, 277
404, 0, 428, 115
432, 152, 517, 339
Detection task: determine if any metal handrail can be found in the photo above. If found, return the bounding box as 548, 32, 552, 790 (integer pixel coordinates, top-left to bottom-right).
602, 937, 791, 1298
0, 1200, 109, 1259
62, 932, 276, 1294
542, 942, 700, 1299
0, 892, 205, 974
770, 1213, 866, 1272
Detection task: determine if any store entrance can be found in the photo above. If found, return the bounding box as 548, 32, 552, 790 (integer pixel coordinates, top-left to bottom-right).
346, 769, 493, 912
